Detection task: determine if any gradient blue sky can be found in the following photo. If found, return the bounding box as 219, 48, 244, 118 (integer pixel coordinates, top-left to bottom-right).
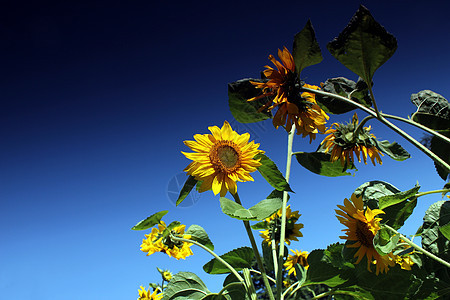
1, 1, 450, 299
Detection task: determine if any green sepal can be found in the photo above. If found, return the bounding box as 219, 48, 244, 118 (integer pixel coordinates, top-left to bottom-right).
220, 197, 282, 221
374, 140, 410, 161
176, 175, 198, 206
373, 225, 400, 256
327, 5, 397, 85
378, 183, 420, 210
255, 153, 293, 192
228, 79, 272, 123
131, 210, 168, 230
203, 247, 254, 274
292, 19, 323, 75
294, 152, 357, 177
186, 224, 214, 251
411, 90, 450, 131
162, 272, 210, 300
161, 221, 182, 239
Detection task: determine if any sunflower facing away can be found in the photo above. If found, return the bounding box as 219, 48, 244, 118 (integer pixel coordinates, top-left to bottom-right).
140, 221, 193, 260
248, 47, 328, 142
284, 249, 309, 276
260, 205, 304, 245
182, 121, 264, 197
335, 194, 395, 275
137, 286, 163, 300
321, 113, 383, 167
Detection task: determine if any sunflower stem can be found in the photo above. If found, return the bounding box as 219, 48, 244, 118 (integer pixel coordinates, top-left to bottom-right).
232, 192, 276, 300
415, 189, 450, 198
367, 82, 382, 118
276, 125, 296, 300
271, 239, 279, 276
383, 224, 450, 269
354, 115, 376, 136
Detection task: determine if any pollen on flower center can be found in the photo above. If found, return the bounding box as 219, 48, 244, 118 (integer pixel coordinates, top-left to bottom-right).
209, 141, 241, 173
355, 220, 375, 247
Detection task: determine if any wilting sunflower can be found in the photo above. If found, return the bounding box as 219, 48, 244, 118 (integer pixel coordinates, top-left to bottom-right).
335, 194, 395, 275
137, 286, 163, 300
248, 47, 328, 142
284, 249, 309, 276
140, 221, 193, 260
182, 121, 264, 197
321, 113, 383, 167
260, 205, 304, 245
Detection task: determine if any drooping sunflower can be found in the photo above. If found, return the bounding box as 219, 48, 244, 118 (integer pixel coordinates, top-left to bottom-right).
260, 205, 304, 245
182, 121, 264, 197
248, 47, 328, 142
335, 194, 395, 275
137, 286, 163, 300
321, 113, 383, 167
284, 249, 309, 276
140, 221, 193, 260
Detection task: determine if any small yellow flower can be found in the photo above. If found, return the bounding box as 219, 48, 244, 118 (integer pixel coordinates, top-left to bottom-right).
140, 221, 193, 260
395, 255, 414, 270
260, 205, 303, 245
182, 121, 264, 197
335, 194, 395, 275
137, 286, 163, 300
162, 270, 172, 282
321, 113, 383, 166
284, 249, 309, 276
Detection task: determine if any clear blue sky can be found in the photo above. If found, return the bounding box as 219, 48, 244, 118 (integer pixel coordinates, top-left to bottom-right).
1, 1, 450, 299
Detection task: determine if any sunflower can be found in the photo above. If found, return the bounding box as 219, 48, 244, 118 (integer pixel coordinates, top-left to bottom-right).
137, 286, 163, 300
182, 121, 264, 197
395, 255, 414, 271
248, 47, 328, 141
321, 113, 383, 167
335, 194, 395, 275
284, 249, 309, 276
260, 205, 304, 245
162, 270, 172, 282
140, 221, 193, 260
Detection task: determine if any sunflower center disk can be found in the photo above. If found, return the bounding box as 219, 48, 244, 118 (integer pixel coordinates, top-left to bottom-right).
218, 146, 238, 168
355, 220, 375, 248
210, 142, 241, 173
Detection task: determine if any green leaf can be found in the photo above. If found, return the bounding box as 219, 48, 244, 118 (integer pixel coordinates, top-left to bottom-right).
333, 286, 375, 300
373, 225, 400, 255
295, 152, 357, 177
292, 19, 323, 74
228, 79, 272, 123
374, 140, 410, 161
220, 197, 282, 221
354, 180, 401, 210
186, 225, 214, 251
222, 274, 249, 300
255, 153, 293, 192
250, 221, 267, 230
316, 77, 372, 115
327, 5, 397, 85
131, 210, 168, 230
422, 200, 450, 266
294, 264, 307, 286
176, 175, 198, 206
378, 183, 420, 209
266, 189, 289, 201
203, 247, 255, 274
430, 131, 450, 180
162, 272, 210, 300
411, 90, 450, 131
440, 223, 450, 241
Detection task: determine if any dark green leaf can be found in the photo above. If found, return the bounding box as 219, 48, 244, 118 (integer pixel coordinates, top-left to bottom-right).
131, 210, 168, 230
327, 5, 397, 84
332, 286, 374, 300
316, 77, 372, 114
440, 223, 450, 241
220, 197, 282, 221
266, 189, 289, 201
374, 140, 410, 161
222, 273, 249, 300
228, 79, 272, 123
162, 272, 210, 300
186, 225, 214, 251
354, 180, 401, 210
378, 183, 420, 209
176, 175, 198, 206
295, 152, 357, 177
255, 153, 293, 192
250, 221, 267, 230
411, 90, 450, 131
431, 131, 450, 180
203, 247, 254, 274
373, 225, 400, 255
294, 264, 307, 286
293, 19, 323, 74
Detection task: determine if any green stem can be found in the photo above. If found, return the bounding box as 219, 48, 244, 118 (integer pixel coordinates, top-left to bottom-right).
415, 189, 450, 198
271, 238, 279, 276
354, 115, 376, 136
367, 82, 381, 118
384, 224, 450, 269
217, 282, 243, 297
232, 193, 276, 300
249, 269, 277, 284
282, 281, 301, 299
276, 125, 296, 300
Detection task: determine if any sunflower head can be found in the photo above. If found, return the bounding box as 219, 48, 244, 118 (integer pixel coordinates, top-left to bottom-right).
284, 249, 309, 276
137, 286, 163, 300
182, 121, 264, 197
260, 205, 304, 245
321, 113, 383, 166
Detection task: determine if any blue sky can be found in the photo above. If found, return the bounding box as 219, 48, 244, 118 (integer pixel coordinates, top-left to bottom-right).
1, 1, 450, 299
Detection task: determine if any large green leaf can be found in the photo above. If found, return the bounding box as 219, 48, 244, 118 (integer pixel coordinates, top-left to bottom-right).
431, 131, 450, 180
327, 5, 397, 85
186, 224, 214, 251
162, 272, 210, 300
131, 210, 168, 230
378, 183, 420, 210
203, 247, 254, 274
292, 19, 323, 74
220, 197, 282, 221
176, 175, 198, 206
411, 90, 450, 131
222, 274, 249, 300
373, 225, 400, 256
255, 153, 293, 192
374, 140, 410, 161
295, 152, 357, 177
228, 79, 272, 123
